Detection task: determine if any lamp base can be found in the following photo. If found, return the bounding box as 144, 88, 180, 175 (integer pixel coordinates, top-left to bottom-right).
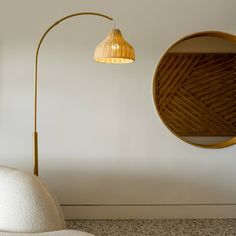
33, 132, 38, 176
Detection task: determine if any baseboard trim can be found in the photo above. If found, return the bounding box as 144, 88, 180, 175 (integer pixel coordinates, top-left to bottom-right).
62, 204, 236, 219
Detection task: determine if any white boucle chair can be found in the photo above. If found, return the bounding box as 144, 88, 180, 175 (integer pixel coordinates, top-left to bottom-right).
0, 166, 93, 236
1, 231, 92, 236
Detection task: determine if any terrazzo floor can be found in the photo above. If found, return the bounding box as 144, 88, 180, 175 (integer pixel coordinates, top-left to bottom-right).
66, 219, 236, 236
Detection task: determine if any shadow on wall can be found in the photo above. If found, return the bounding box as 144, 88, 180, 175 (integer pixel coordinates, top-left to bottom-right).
40, 164, 236, 205
0, 43, 2, 127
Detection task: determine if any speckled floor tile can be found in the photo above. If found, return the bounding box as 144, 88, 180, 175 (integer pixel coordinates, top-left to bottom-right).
66, 219, 236, 236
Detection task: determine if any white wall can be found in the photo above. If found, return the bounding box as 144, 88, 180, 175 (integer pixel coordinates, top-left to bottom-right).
169, 36, 236, 52
1, 0, 236, 219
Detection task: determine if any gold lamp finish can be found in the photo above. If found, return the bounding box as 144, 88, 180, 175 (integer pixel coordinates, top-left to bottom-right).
33, 12, 135, 176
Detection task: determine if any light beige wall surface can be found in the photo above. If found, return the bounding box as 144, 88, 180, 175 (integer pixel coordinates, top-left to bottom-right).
0, 0, 236, 218
169, 36, 236, 52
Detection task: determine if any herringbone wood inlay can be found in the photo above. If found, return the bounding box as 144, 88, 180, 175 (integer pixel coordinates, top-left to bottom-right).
154, 53, 236, 136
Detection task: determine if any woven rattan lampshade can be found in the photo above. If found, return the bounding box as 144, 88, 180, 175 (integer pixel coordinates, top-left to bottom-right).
94, 29, 135, 64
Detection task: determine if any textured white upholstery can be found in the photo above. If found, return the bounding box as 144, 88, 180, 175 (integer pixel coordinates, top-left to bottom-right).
0, 166, 65, 233
0, 166, 94, 235
0, 230, 93, 236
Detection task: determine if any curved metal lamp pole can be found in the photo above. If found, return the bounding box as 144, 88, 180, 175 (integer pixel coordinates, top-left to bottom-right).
33, 12, 114, 176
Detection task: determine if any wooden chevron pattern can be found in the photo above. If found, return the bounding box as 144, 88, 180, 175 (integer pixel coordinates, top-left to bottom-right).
154, 53, 236, 136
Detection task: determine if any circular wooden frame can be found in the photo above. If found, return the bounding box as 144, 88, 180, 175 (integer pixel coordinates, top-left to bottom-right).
153, 31, 236, 148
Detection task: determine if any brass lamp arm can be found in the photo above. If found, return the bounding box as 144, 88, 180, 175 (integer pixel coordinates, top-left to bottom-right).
33, 12, 113, 176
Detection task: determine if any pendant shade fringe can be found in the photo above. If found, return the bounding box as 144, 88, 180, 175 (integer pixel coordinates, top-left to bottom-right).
94, 29, 135, 64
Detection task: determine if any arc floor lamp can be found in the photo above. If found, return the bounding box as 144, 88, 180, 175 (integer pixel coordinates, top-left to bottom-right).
33, 12, 135, 176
